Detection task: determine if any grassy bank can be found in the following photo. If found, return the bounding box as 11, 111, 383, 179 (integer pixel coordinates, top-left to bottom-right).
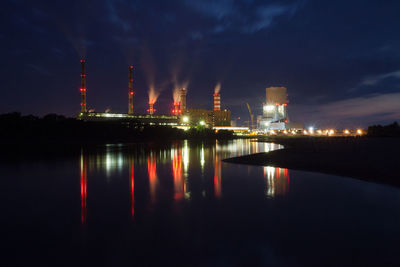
224, 136, 400, 188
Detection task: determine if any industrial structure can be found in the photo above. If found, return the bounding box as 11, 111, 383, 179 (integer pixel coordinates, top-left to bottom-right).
181, 85, 231, 127
259, 87, 288, 130
147, 103, 155, 115
259, 86, 302, 131
76, 59, 231, 128
80, 59, 87, 113
128, 65, 134, 115
213, 92, 220, 111
246, 103, 255, 130
77, 59, 178, 125
180, 88, 187, 112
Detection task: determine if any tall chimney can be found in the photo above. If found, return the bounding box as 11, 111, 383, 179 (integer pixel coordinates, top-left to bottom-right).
128, 65, 134, 115
173, 101, 181, 115
148, 103, 155, 115
180, 88, 187, 111
213, 92, 220, 111
80, 59, 87, 113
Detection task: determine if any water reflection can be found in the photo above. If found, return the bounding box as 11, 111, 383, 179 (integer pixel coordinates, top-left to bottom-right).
214, 153, 221, 198
147, 153, 158, 203
200, 144, 205, 172
80, 151, 87, 224
129, 159, 135, 218
172, 149, 184, 200
263, 166, 290, 198
79, 139, 288, 221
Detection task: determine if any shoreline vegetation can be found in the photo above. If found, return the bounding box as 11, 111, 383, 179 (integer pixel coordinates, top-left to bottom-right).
0, 112, 234, 145
224, 136, 400, 188
0, 112, 234, 160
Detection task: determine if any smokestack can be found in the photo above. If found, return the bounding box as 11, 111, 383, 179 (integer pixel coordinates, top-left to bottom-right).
180, 88, 187, 111
128, 65, 134, 115
172, 101, 181, 115
80, 59, 87, 113
148, 103, 155, 115
213, 92, 220, 111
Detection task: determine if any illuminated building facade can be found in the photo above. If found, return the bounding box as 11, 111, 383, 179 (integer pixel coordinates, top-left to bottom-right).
183, 109, 231, 127
260, 86, 288, 130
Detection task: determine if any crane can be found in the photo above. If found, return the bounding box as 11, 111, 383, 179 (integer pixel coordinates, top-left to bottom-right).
246, 103, 254, 130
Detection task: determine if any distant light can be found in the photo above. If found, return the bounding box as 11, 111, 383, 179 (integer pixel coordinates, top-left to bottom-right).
344, 129, 350, 134
182, 116, 189, 123
263, 105, 275, 112
308, 127, 314, 134
199, 120, 205, 126
357, 129, 363, 135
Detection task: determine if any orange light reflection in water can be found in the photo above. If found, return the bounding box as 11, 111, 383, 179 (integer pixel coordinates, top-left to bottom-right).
214, 154, 221, 197
130, 160, 135, 218
172, 151, 184, 200
80, 153, 87, 224
147, 155, 157, 202
263, 166, 290, 198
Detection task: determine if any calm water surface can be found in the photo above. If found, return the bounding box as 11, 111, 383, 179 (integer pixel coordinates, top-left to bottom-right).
1, 139, 400, 266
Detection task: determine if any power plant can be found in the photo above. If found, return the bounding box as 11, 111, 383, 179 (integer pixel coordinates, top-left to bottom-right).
180, 88, 187, 112
128, 65, 134, 115
77, 60, 231, 128
213, 92, 220, 111
259, 86, 302, 131
80, 59, 87, 113
76, 60, 355, 135
180, 84, 230, 127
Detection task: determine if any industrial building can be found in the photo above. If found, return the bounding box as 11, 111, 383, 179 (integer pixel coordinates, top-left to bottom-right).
76, 59, 230, 128
182, 109, 231, 127
77, 60, 178, 125
180, 88, 231, 127
259, 87, 302, 131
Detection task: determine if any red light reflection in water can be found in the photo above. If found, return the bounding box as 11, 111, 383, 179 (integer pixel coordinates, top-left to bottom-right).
263, 166, 290, 198
130, 160, 135, 218
80, 155, 87, 224
214, 154, 221, 197
172, 152, 184, 200
147, 155, 157, 202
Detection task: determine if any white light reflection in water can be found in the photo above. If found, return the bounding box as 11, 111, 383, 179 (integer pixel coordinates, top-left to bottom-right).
102, 147, 125, 177
263, 166, 290, 198
211, 139, 286, 198
200, 144, 205, 171
215, 139, 283, 158
182, 140, 189, 177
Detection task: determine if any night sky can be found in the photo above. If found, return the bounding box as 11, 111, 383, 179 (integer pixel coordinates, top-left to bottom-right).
1, 0, 399, 128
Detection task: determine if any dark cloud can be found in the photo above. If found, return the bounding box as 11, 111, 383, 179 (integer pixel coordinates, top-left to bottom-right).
0, 0, 399, 127
359, 70, 400, 87
185, 0, 299, 34
292, 93, 400, 128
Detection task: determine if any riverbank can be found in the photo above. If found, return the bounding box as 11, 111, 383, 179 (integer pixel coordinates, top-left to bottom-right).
223, 137, 400, 188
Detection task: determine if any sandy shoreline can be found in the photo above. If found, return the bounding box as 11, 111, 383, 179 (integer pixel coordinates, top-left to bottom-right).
223, 137, 400, 188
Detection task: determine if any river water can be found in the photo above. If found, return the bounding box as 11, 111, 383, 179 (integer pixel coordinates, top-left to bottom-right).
1, 139, 400, 266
